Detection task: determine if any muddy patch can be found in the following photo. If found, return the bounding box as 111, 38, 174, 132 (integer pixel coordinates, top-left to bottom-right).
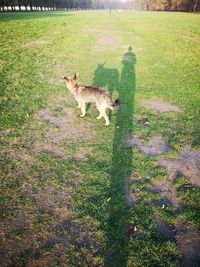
175, 220, 200, 266
151, 179, 181, 210
160, 150, 200, 187
154, 216, 174, 239
143, 98, 182, 113
127, 136, 169, 156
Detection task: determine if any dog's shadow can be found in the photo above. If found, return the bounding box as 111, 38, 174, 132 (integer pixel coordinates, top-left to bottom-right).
93, 63, 120, 120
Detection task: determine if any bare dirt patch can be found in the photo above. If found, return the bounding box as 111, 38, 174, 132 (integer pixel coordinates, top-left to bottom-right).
48, 92, 77, 108
175, 220, 200, 266
5, 146, 36, 166
93, 30, 122, 52
160, 150, 200, 187
150, 174, 200, 263
24, 40, 49, 48
73, 149, 92, 161
47, 63, 68, 86
127, 136, 169, 156
48, 77, 64, 85
71, 171, 84, 187
53, 63, 67, 80
34, 142, 66, 158
38, 108, 76, 127
143, 98, 182, 113
0, 181, 102, 267
0, 210, 35, 239
39, 108, 92, 141
34, 102, 95, 158
125, 177, 141, 207
151, 179, 200, 263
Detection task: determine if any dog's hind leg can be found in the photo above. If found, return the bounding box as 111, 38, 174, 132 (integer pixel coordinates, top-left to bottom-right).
80, 103, 86, 117
97, 104, 110, 126
96, 103, 103, 120
103, 112, 110, 126
101, 107, 110, 126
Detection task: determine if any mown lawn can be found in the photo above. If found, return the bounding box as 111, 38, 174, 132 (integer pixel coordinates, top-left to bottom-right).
0, 11, 200, 267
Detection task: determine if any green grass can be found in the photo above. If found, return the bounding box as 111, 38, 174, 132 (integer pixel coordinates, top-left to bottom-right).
0, 11, 200, 267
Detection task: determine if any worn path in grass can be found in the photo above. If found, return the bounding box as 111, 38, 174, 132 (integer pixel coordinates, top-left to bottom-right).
0, 11, 200, 266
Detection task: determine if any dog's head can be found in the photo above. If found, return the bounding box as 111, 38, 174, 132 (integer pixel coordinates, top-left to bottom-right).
64, 73, 79, 90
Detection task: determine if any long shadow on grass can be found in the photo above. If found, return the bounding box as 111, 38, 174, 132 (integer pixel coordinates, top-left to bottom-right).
105, 47, 136, 266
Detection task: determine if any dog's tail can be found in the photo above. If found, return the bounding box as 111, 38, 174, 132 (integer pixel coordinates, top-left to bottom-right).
108, 99, 120, 110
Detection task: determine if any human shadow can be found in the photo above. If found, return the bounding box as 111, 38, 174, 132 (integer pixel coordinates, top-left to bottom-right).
104, 47, 136, 266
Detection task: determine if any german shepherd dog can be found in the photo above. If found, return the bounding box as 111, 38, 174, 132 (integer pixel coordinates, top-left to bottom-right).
64, 73, 119, 126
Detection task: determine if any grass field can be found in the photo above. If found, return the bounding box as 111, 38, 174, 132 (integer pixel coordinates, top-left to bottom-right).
0, 11, 200, 266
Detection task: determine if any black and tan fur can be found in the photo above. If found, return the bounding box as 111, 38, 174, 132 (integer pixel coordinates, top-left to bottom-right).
64, 73, 119, 126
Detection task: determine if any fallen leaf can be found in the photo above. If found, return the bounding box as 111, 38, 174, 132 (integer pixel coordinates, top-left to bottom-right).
107, 197, 111, 202
183, 183, 193, 189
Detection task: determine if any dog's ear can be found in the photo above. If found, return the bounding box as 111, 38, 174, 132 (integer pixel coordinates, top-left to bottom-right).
73, 72, 79, 80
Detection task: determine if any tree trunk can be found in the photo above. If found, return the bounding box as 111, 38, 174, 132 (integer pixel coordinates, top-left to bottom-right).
193, 0, 199, 12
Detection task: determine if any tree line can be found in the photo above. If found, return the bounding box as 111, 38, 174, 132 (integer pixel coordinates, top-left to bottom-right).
127, 0, 200, 12
0, 0, 120, 11
0, 0, 199, 12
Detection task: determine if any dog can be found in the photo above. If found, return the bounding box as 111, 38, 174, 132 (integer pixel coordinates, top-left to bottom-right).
64, 73, 119, 126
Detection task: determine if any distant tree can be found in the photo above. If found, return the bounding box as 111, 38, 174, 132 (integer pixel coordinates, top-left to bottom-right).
164, 0, 172, 10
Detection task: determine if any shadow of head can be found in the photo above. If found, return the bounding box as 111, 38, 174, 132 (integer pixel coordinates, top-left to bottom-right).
121, 46, 136, 65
